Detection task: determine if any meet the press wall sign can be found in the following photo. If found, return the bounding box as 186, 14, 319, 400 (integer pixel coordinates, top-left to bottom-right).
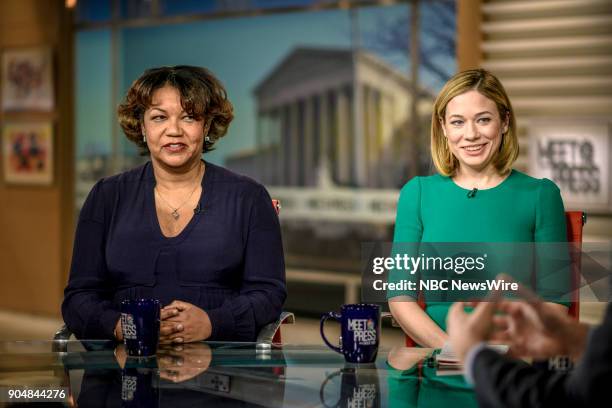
528, 120, 611, 212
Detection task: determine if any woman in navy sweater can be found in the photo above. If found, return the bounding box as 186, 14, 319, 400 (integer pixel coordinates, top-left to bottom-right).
62, 66, 286, 343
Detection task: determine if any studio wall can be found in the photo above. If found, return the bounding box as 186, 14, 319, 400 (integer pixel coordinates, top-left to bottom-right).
0, 0, 74, 316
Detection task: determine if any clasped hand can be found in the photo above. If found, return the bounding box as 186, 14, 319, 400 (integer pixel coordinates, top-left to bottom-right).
447, 279, 589, 363
159, 300, 212, 344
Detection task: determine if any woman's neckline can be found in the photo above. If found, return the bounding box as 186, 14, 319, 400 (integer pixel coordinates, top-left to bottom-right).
448, 169, 514, 192
147, 159, 212, 242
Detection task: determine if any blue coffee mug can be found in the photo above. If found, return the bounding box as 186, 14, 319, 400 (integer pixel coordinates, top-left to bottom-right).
320, 304, 380, 364
120, 299, 161, 357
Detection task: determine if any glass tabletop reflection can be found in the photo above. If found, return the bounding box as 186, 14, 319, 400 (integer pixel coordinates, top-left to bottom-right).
0, 340, 478, 407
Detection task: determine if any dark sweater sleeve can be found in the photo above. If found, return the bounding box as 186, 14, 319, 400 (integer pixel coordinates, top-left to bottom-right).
62, 180, 120, 340
206, 184, 287, 341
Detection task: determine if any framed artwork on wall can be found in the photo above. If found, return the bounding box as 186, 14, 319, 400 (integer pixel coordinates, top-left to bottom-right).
2, 122, 54, 185
1, 47, 54, 111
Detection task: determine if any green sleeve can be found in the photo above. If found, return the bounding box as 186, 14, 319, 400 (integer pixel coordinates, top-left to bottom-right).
388, 178, 423, 300
535, 178, 570, 304
393, 177, 423, 243
535, 178, 567, 242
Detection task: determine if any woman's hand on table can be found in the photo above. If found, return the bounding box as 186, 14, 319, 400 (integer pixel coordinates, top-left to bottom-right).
387, 346, 433, 371
157, 343, 212, 383
160, 300, 212, 344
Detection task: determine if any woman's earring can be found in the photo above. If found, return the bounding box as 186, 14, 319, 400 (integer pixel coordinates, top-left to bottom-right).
205, 136, 211, 142
143, 133, 146, 143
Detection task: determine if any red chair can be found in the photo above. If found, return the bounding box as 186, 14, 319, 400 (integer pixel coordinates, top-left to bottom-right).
566, 211, 586, 318
390, 211, 586, 347
263, 199, 295, 346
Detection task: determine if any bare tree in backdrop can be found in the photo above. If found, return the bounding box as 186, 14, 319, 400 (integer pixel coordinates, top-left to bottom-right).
367, 0, 456, 179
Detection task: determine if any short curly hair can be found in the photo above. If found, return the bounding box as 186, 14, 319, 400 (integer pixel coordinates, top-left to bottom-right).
117, 65, 234, 154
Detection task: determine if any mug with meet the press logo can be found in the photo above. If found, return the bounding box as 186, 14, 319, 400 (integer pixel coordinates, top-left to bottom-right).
320, 304, 380, 364
120, 299, 161, 357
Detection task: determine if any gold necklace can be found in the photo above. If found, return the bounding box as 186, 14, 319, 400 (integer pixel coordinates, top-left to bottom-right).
155, 163, 203, 221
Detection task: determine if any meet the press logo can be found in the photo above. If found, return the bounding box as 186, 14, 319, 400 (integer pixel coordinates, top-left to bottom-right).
121, 313, 137, 340
348, 318, 377, 345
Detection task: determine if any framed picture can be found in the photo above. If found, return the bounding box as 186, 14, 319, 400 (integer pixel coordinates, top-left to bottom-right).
1, 47, 54, 111
2, 122, 54, 185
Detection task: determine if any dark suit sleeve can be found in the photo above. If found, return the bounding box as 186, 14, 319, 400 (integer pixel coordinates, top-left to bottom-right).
565, 303, 612, 406
473, 303, 612, 408
206, 184, 287, 341
472, 349, 572, 408
62, 180, 120, 340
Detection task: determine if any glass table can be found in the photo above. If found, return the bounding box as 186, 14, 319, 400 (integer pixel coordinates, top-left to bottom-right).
0, 340, 478, 407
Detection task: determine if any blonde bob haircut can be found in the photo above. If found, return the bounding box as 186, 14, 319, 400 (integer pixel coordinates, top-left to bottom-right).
430, 68, 518, 177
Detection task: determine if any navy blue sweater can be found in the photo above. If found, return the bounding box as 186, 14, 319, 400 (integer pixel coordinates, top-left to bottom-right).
62, 161, 286, 341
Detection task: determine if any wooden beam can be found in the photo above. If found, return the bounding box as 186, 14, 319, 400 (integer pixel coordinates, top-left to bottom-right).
457, 0, 483, 71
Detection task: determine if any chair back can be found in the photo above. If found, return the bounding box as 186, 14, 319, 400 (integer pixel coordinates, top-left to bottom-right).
272, 199, 281, 216
270, 199, 284, 344
402, 210, 586, 347
566, 211, 586, 318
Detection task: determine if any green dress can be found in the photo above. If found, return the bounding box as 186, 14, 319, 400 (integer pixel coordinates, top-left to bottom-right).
388, 169, 568, 331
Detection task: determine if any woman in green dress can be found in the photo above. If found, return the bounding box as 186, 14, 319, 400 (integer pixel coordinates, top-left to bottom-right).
387, 69, 568, 348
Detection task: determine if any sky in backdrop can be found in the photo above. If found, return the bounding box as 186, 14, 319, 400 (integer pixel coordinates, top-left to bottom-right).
76, 4, 455, 166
